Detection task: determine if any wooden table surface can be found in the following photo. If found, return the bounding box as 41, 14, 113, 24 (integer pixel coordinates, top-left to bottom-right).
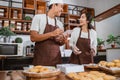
0, 70, 70, 80
0, 56, 6, 59
0, 70, 120, 80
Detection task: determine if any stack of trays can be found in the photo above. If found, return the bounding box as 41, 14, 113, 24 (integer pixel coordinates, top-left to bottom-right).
57, 64, 84, 74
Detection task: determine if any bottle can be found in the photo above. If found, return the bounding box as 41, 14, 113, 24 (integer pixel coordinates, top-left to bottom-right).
26, 45, 31, 56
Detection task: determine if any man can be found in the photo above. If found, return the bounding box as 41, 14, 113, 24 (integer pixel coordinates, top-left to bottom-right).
30, 0, 65, 66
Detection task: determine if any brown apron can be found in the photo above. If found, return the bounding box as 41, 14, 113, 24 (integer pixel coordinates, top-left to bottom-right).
70, 28, 94, 64
33, 16, 62, 66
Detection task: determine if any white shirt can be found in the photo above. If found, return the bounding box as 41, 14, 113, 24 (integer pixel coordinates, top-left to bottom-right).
69, 27, 97, 54
47, 16, 55, 26
30, 14, 64, 34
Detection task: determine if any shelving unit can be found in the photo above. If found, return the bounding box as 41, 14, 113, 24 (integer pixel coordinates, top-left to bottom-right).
13, 30, 30, 35
0, 0, 10, 7
0, 6, 9, 19
23, 0, 35, 10
10, 0, 22, 8
35, 1, 46, 14
0, 0, 95, 34
9, 8, 22, 19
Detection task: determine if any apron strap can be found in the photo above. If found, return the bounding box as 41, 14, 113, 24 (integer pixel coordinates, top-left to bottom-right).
88, 29, 90, 39
46, 15, 48, 25
55, 18, 57, 26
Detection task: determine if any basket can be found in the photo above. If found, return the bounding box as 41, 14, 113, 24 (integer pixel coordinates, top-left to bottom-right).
99, 66, 120, 75
22, 67, 61, 80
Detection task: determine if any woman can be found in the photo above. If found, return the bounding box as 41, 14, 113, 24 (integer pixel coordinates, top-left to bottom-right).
69, 12, 97, 64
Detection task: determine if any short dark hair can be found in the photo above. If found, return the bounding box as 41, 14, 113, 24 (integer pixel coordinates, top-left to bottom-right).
49, 3, 58, 10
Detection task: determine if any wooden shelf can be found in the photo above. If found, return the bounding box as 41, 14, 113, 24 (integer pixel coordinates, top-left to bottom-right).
35, 1, 46, 14
9, 8, 22, 20
0, 19, 32, 23
0, 6, 9, 19
23, 0, 35, 10
0, 1, 95, 34
69, 14, 80, 19
97, 49, 106, 52
11, 19, 32, 23
23, 8, 35, 14
13, 30, 30, 35
0, 20, 9, 27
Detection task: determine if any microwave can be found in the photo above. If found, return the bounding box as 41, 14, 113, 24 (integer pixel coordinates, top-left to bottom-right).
0, 43, 23, 56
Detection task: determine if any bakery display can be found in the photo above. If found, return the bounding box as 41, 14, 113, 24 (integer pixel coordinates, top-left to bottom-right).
22, 65, 61, 79
98, 59, 120, 68
98, 59, 120, 75
67, 71, 116, 80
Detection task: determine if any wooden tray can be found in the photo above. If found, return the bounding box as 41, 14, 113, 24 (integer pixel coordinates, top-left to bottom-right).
99, 66, 120, 75
84, 64, 100, 71
84, 64, 99, 69
22, 69, 61, 78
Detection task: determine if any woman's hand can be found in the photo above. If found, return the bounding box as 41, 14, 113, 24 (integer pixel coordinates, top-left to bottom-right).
72, 45, 82, 55
90, 48, 96, 56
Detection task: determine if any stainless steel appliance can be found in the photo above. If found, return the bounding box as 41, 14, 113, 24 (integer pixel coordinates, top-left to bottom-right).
0, 43, 23, 56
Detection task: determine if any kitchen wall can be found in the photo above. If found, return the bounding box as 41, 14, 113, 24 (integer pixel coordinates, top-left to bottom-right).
87, 0, 120, 48
62, 0, 88, 6
45, 0, 88, 6
96, 14, 120, 48
87, 0, 120, 16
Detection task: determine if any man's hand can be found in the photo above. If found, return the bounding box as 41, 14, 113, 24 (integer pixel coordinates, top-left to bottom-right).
51, 28, 64, 37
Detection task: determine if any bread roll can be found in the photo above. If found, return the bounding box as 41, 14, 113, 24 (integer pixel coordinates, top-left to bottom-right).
115, 63, 120, 67
112, 59, 120, 63
34, 65, 42, 69
78, 72, 88, 77
103, 75, 116, 80
86, 74, 98, 80
29, 68, 39, 73
99, 61, 107, 66
89, 71, 106, 77
106, 62, 115, 67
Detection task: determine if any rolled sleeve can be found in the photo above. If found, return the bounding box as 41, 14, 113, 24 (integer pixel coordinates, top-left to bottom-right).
30, 15, 40, 32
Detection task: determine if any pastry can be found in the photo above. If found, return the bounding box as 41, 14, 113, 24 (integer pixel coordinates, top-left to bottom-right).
99, 61, 107, 66
112, 59, 120, 63
115, 63, 120, 67
29, 68, 39, 73
78, 72, 88, 77
106, 62, 115, 67
28, 65, 50, 73
103, 75, 116, 80
89, 71, 106, 77
86, 74, 98, 80
34, 65, 42, 69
